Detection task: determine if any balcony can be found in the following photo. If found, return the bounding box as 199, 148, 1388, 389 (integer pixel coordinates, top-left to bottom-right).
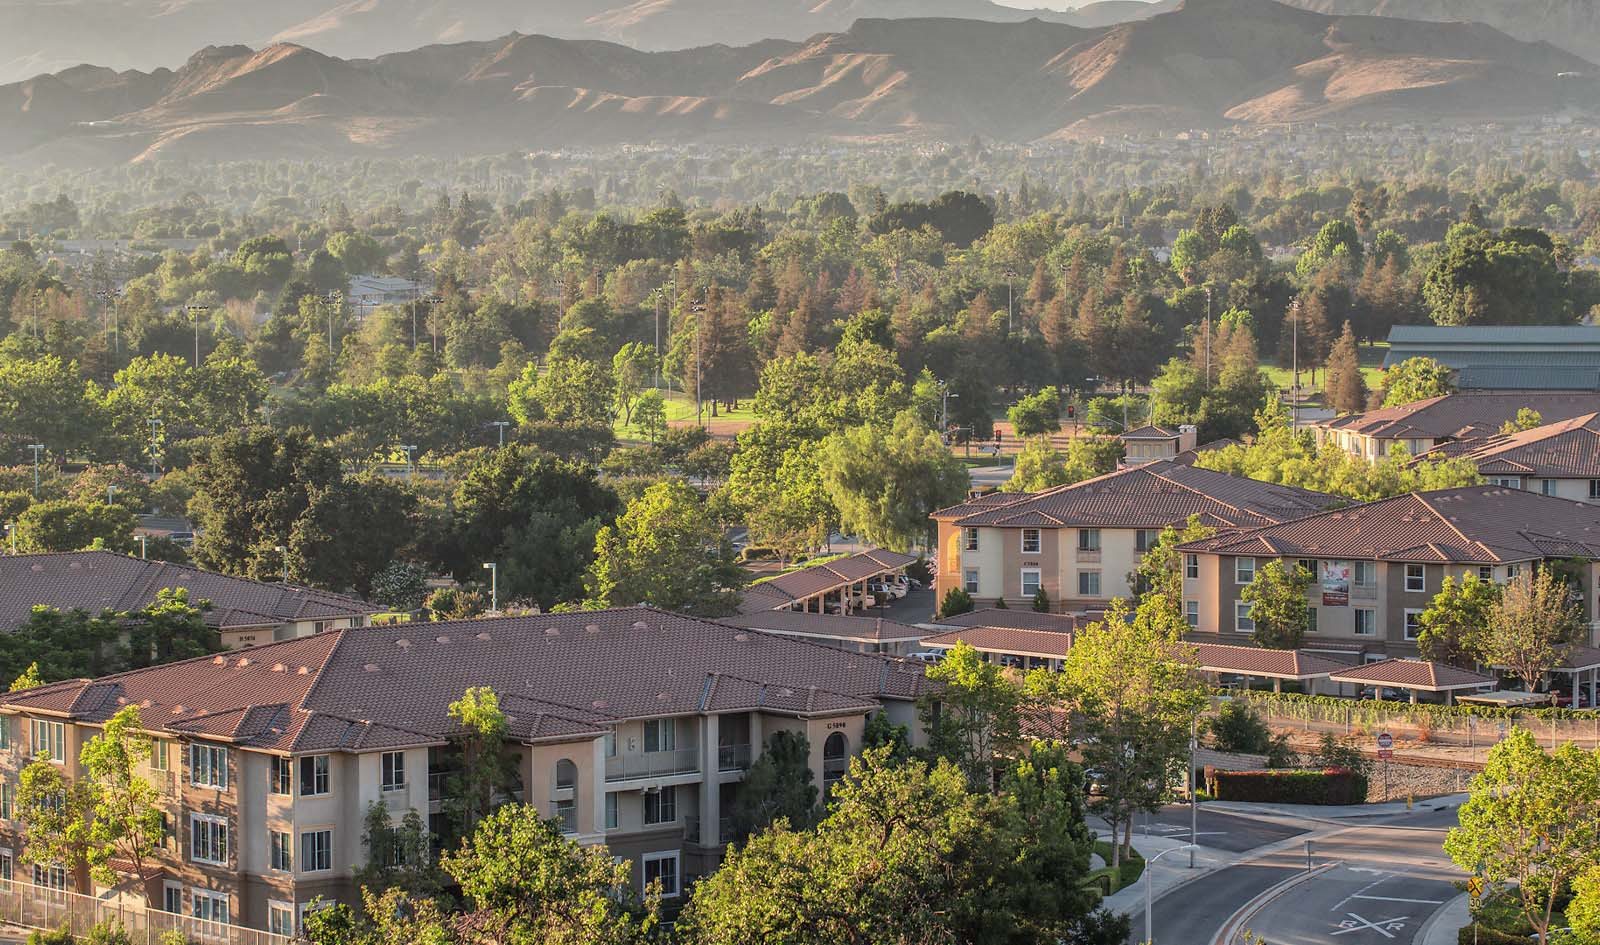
605, 748, 700, 783
717, 743, 751, 772
554, 801, 578, 835
684, 815, 736, 846
427, 771, 453, 800
1075, 548, 1102, 563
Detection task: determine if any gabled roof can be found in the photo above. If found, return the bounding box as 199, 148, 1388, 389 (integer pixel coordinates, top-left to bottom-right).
1420, 412, 1600, 479
1193, 643, 1349, 681
1316, 393, 1600, 442
739, 549, 917, 611
0, 551, 379, 631
1328, 659, 1495, 692
1180, 486, 1600, 564
933, 461, 1338, 529
717, 611, 928, 643
923, 626, 1074, 659
0, 607, 932, 753
1121, 425, 1180, 440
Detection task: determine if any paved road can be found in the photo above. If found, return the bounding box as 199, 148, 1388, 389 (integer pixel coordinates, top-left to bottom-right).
1135, 805, 1310, 853
1129, 807, 1461, 945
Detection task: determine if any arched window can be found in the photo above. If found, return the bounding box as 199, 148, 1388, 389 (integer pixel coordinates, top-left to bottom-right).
822, 732, 848, 792
553, 759, 578, 834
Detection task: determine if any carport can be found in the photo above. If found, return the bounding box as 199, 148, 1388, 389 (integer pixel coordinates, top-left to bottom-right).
1329, 659, 1496, 705
1194, 643, 1348, 694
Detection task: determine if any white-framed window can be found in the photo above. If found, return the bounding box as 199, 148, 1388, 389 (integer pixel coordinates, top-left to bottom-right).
1077, 571, 1101, 597
270, 831, 292, 872
189, 814, 229, 865
1404, 564, 1426, 593
381, 752, 406, 791
1235, 557, 1256, 585
1354, 609, 1376, 636
268, 901, 295, 937
1542, 479, 1558, 496
34, 864, 66, 890
641, 851, 680, 898
300, 829, 333, 873
299, 755, 330, 797
0, 848, 12, 885
1477, 566, 1493, 582
0, 782, 12, 821
1590, 479, 1600, 500
1184, 600, 1199, 628
149, 739, 169, 772
963, 527, 980, 551
30, 720, 64, 763
1304, 606, 1318, 633
1489, 476, 1522, 489
189, 744, 228, 790
1234, 602, 1255, 633
0, 717, 12, 750
643, 786, 677, 825
1021, 568, 1042, 598
1403, 609, 1423, 641
162, 882, 181, 914
191, 889, 230, 926
644, 720, 676, 754
1135, 529, 1161, 553
1505, 564, 1523, 581
269, 756, 291, 795
605, 793, 619, 830
1353, 561, 1376, 588
1077, 529, 1101, 552
963, 569, 980, 594
1184, 554, 1199, 580
1021, 529, 1042, 554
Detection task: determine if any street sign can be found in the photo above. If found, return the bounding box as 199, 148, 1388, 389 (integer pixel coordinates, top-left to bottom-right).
1377, 732, 1393, 760
1467, 877, 1484, 903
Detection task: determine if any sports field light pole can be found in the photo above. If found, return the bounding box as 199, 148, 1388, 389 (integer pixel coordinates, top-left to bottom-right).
490, 421, 510, 448
147, 418, 163, 478
27, 444, 45, 496
483, 562, 498, 613
1146, 845, 1197, 945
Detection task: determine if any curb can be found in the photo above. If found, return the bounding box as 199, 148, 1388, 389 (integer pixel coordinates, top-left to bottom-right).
1211, 862, 1339, 945
1416, 892, 1471, 945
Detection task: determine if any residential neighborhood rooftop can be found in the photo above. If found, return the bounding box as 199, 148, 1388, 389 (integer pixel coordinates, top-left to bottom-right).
0, 551, 380, 631
933, 461, 1338, 530
1316, 393, 1600, 443
717, 610, 928, 644
1327, 658, 1496, 692
736, 548, 916, 613
931, 608, 1086, 632
1420, 412, 1600, 478
1180, 486, 1600, 564
0, 607, 934, 753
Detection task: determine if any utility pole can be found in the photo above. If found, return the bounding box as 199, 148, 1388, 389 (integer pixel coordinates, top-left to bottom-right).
490, 421, 510, 448
483, 562, 499, 613
27, 444, 45, 497
185, 305, 210, 369
146, 418, 163, 478
691, 289, 707, 427
1203, 285, 1213, 390
325, 291, 343, 358
1005, 268, 1017, 336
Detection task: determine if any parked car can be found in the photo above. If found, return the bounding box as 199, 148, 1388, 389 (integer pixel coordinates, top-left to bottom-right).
908, 651, 946, 664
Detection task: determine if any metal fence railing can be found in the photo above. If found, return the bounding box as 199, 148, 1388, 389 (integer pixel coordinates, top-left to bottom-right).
0, 878, 293, 945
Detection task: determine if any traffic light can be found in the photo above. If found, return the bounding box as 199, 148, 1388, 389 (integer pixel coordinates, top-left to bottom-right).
1066, 404, 1076, 419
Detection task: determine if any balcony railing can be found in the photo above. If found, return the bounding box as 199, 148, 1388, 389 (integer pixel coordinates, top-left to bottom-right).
685, 815, 736, 846
1075, 548, 1102, 563
427, 771, 453, 800
605, 748, 700, 783
0, 878, 291, 945
717, 743, 752, 772
555, 801, 578, 835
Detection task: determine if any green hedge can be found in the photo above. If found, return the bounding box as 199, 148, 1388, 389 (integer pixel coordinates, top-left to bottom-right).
1456, 926, 1534, 945
1087, 841, 1145, 895
1212, 768, 1368, 805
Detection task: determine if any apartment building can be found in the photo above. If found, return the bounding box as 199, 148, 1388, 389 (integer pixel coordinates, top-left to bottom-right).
1119, 425, 1198, 465
1420, 412, 1600, 502
1312, 392, 1600, 461
0, 607, 932, 935
1178, 486, 1600, 659
931, 462, 1337, 611
0, 551, 378, 648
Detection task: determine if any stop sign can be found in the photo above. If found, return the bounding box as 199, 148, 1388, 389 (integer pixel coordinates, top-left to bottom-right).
1377, 732, 1394, 750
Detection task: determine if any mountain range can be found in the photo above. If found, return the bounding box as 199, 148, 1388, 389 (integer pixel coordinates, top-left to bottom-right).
2, 0, 1594, 166
1274, 0, 1600, 66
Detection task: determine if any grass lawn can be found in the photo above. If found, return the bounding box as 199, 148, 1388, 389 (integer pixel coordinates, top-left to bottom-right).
614, 387, 757, 442
1261, 341, 1389, 392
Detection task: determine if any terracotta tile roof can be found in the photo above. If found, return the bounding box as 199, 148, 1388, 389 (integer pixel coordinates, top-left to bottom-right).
1554, 645, 1600, 672
923, 626, 1074, 659
740, 549, 917, 611
933, 609, 1088, 632
1181, 486, 1600, 563
928, 492, 1034, 519
933, 461, 1337, 529
1328, 659, 1495, 691
1192, 643, 1350, 680
1316, 393, 1600, 442
717, 611, 929, 643
1121, 425, 1180, 440
1420, 412, 1600, 478
0, 551, 378, 631
0, 607, 931, 752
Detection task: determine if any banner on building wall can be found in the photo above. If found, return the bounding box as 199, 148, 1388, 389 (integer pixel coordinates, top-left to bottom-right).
1321, 561, 1351, 607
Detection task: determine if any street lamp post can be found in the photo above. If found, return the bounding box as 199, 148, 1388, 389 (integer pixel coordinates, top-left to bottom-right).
1145, 845, 1197, 945
147, 418, 163, 478
1189, 715, 1199, 868
1290, 298, 1301, 430
325, 292, 343, 357
185, 305, 210, 369
490, 421, 510, 448
27, 444, 45, 496
5, 523, 14, 555
138, 535, 147, 559
1004, 268, 1018, 336
401, 445, 417, 479
1203, 285, 1213, 390
274, 545, 288, 583
483, 562, 498, 613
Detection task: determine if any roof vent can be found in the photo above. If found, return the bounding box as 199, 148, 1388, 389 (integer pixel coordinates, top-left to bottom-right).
271, 663, 285, 673
435, 635, 450, 644
235, 658, 250, 668
733, 633, 750, 642
591, 699, 608, 710
476, 632, 491, 641
631, 621, 647, 630
68, 562, 81, 570
171, 705, 184, 714
30, 564, 41, 572
296, 666, 308, 675
363, 663, 380, 673
395, 638, 412, 650
545, 627, 560, 636
586, 623, 601, 633
212, 656, 226, 665
777, 687, 795, 697
656, 692, 671, 702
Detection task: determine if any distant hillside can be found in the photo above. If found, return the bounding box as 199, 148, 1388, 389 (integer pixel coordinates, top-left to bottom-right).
1, 0, 1594, 165
1278, 0, 1600, 66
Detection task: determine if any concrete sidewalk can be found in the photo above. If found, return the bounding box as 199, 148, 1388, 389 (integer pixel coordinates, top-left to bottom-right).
1416, 892, 1470, 945
1204, 793, 1467, 821
1100, 834, 1244, 915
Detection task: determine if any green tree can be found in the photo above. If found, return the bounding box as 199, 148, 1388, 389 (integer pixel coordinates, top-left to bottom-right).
11, 499, 135, 553
356, 801, 442, 899
1240, 560, 1313, 649
442, 687, 521, 839
612, 342, 656, 426
1500, 408, 1544, 434
1417, 575, 1499, 667
1130, 515, 1215, 607
1297, 219, 1364, 277
730, 731, 819, 840
632, 390, 667, 443
1445, 729, 1600, 945
1482, 570, 1584, 696
1422, 226, 1573, 327
1322, 321, 1368, 414
10, 663, 43, 691
189, 426, 341, 579
17, 758, 94, 891
1379, 357, 1454, 407
818, 410, 968, 552
938, 586, 975, 618
1038, 597, 1205, 865
1571, 864, 1600, 944
586, 480, 743, 615
919, 641, 1026, 792
1001, 436, 1123, 493
286, 474, 418, 600
78, 705, 163, 903
1008, 387, 1061, 438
